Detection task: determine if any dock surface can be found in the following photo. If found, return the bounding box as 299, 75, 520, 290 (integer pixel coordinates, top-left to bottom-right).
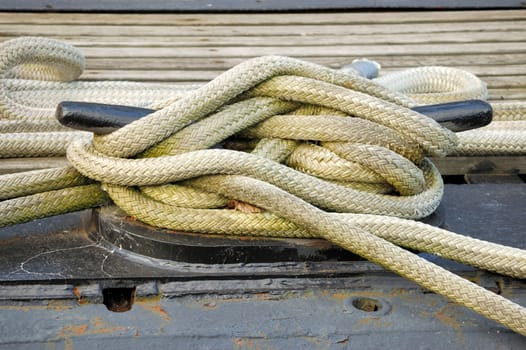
0, 10, 524, 101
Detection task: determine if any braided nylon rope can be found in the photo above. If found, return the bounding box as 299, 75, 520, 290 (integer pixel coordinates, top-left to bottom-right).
0, 37, 525, 335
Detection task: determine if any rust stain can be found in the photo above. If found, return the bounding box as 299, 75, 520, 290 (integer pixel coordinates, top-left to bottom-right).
435, 305, 461, 330
256, 292, 271, 301
330, 291, 353, 300
88, 317, 127, 335
59, 320, 127, 340
0, 302, 73, 312
137, 302, 171, 321
352, 290, 389, 298
388, 288, 409, 296
0, 305, 33, 312
91, 317, 105, 329
233, 338, 261, 350
47, 300, 75, 311
88, 326, 127, 335
72, 286, 88, 305
234, 338, 245, 349
135, 293, 162, 303
357, 317, 377, 326
60, 324, 89, 337
64, 338, 73, 350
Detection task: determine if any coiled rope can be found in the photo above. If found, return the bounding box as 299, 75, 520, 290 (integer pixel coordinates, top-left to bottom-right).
0, 37, 525, 335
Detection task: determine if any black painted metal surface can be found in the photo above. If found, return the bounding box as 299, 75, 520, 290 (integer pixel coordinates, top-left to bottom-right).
94, 205, 444, 265
1, 184, 523, 282
412, 99, 492, 132
56, 100, 493, 134
0, 184, 524, 348
56, 101, 155, 135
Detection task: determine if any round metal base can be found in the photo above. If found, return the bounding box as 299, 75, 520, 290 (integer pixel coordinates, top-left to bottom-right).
94, 205, 445, 264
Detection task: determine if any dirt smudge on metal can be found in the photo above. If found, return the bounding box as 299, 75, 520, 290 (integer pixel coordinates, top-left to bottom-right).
434, 303, 465, 344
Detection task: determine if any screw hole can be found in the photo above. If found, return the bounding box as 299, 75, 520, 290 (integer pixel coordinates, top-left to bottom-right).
352, 297, 381, 312
102, 287, 136, 312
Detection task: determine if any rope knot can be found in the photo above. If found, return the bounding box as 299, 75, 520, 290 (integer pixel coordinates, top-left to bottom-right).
1, 37, 525, 336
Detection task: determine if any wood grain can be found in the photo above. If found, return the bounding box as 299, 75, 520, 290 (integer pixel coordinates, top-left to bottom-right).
0, 10, 525, 176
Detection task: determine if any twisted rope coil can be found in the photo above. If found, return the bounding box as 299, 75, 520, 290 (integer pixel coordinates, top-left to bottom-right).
0, 37, 525, 335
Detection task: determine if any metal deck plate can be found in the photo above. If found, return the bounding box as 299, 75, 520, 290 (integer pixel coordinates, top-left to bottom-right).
0, 183, 525, 348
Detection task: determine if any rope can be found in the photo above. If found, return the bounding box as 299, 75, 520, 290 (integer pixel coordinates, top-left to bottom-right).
0, 37, 525, 335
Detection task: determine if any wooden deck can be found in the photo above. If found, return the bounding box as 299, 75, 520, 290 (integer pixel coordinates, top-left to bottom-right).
1, 10, 524, 101
0, 10, 525, 176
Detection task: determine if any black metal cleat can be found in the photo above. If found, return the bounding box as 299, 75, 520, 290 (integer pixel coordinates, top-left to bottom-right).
56, 99, 492, 135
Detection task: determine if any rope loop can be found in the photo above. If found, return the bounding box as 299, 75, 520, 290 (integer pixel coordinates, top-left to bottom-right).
0, 37, 84, 82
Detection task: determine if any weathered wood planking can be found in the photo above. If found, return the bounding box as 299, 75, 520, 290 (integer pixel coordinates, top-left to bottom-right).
0, 10, 523, 24
0, 10, 523, 101
2, 22, 524, 36
1, 31, 525, 46
0, 10, 525, 176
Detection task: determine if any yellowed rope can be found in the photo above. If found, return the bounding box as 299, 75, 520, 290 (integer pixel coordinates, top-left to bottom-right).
0, 37, 525, 335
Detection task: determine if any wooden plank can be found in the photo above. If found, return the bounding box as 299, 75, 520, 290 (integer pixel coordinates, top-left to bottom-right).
479, 76, 526, 88
73, 43, 525, 58
82, 55, 526, 70
489, 88, 526, 100
0, 10, 524, 25
78, 69, 526, 88
77, 65, 526, 79
2, 30, 525, 47
1, 21, 524, 37
78, 66, 526, 80
431, 156, 526, 175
